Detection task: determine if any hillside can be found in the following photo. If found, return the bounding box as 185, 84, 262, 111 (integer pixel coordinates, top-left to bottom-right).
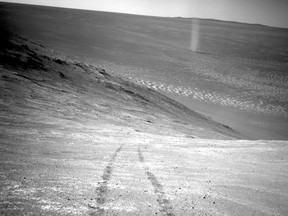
1, 2, 288, 139
0, 31, 243, 139
0, 31, 288, 216
1, 3, 288, 216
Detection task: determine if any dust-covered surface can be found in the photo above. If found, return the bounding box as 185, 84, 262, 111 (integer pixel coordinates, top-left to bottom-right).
2, 128, 288, 216
1, 29, 288, 216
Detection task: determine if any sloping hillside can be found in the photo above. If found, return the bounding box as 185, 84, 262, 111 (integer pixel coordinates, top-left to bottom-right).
0, 31, 243, 140
1, 31, 288, 216
1, 2, 287, 139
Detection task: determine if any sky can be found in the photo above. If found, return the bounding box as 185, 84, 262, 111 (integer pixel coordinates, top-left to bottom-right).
2, 0, 288, 28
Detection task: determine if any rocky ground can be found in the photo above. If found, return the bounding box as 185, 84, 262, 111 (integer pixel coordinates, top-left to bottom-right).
1, 31, 288, 215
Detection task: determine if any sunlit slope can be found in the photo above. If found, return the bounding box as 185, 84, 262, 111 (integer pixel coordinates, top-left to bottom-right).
1, 2, 288, 139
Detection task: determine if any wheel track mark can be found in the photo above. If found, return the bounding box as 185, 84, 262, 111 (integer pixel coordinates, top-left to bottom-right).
138, 146, 175, 216
89, 144, 124, 216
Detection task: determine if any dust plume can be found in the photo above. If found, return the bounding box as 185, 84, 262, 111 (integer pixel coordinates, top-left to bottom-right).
190, 19, 200, 52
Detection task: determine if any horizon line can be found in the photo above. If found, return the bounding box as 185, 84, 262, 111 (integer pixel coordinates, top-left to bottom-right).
1, 1, 288, 30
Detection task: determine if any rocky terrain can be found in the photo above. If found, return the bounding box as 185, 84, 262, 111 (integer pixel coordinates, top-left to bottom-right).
1, 28, 288, 216
1, 2, 288, 216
